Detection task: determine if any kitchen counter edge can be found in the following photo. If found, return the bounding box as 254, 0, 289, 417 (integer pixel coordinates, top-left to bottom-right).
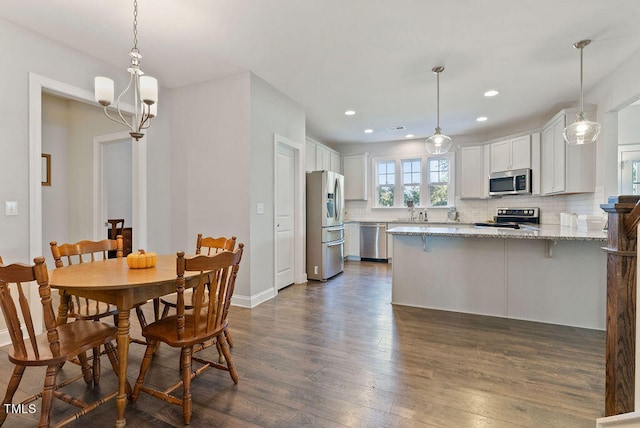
385, 224, 607, 241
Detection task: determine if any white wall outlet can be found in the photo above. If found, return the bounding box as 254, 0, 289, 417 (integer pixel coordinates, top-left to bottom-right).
256, 203, 264, 215
5, 201, 17, 216
314, 266, 319, 275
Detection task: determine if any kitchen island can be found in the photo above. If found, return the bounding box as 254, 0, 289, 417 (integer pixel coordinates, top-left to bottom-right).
387, 224, 607, 330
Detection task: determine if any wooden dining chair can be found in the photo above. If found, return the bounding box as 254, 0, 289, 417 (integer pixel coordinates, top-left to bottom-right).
131, 244, 244, 425
0, 257, 120, 428
50, 236, 124, 385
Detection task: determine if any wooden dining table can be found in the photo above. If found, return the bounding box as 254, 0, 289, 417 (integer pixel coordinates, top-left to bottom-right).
48, 254, 202, 428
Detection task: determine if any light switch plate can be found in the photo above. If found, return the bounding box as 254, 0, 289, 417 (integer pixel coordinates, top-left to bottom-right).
256, 203, 264, 215
5, 201, 18, 216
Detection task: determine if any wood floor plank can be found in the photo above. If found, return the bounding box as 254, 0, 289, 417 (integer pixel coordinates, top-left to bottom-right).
0, 261, 605, 427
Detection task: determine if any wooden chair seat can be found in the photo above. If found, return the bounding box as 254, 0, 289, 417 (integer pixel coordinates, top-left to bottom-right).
68, 301, 119, 321
142, 315, 225, 348
7, 320, 117, 366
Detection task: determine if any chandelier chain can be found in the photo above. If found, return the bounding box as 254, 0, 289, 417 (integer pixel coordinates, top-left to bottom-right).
132, 0, 139, 53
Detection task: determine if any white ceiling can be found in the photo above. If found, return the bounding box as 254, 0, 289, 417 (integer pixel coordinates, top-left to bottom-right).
3, 0, 640, 145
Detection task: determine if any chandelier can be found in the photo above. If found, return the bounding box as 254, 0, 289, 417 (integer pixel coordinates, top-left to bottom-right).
425, 66, 452, 154
94, 0, 157, 141
563, 39, 600, 145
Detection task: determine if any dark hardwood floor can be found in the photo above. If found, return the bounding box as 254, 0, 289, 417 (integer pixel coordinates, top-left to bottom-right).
0, 261, 605, 427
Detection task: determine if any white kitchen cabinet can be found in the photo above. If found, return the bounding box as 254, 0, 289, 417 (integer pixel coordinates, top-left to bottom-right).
344, 222, 360, 259
305, 139, 317, 172
306, 138, 341, 173
343, 153, 369, 200
460, 145, 487, 198
541, 109, 595, 195
490, 135, 531, 173
330, 152, 341, 174
316, 145, 331, 171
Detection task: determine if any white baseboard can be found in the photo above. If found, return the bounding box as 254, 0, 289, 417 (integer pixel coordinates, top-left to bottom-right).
231, 287, 276, 308
596, 412, 640, 427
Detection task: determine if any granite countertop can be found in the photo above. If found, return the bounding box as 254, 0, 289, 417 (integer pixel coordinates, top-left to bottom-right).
385, 224, 607, 241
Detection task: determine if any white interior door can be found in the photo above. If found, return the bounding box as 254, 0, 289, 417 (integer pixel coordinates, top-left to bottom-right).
276, 143, 295, 289
103, 139, 132, 230
619, 144, 640, 194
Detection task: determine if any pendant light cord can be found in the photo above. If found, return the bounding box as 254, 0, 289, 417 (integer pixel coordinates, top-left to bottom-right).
436, 71, 440, 129
579, 44, 584, 113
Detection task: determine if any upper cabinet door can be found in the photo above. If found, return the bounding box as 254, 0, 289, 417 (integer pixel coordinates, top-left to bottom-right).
490, 140, 511, 173
490, 136, 531, 173
460, 145, 486, 199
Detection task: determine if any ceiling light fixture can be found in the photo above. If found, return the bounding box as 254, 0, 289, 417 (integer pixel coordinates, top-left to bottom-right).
476, 116, 488, 122
345, 110, 356, 116
364, 129, 373, 134
563, 39, 600, 145
94, 0, 158, 141
425, 66, 452, 154
405, 134, 414, 138
484, 90, 500, 97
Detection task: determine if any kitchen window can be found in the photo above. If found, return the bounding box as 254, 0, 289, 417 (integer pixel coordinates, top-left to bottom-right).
427, 157, 450, 207
373, 153, 454, 208
402, 159, 421, 206
376, 160, 395, 207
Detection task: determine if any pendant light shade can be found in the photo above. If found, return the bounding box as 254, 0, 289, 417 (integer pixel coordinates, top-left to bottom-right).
563, 39, 600, 145
425, 66, 452, 154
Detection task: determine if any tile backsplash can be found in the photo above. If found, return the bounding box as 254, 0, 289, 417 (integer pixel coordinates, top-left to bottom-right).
344, 186, 607, 225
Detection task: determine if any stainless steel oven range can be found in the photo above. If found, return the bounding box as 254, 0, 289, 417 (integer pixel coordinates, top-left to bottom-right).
475, 207, 540, 229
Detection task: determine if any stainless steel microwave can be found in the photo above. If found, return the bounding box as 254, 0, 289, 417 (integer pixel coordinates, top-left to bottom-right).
489, 168, 532, 196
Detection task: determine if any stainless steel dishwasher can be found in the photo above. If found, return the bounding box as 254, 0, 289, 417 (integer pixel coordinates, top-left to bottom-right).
359, 222, 388, 262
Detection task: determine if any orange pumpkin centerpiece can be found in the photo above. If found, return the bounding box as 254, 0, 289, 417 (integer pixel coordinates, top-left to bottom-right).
127, 249, 158, 269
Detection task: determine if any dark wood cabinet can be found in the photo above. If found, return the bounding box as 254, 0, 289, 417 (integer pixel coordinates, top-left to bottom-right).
107, 219, 133, 257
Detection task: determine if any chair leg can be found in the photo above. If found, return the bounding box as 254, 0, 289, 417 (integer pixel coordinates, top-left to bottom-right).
217, 334, 238, 384
160, 303, 171, 320
92, 346, 101, 386
224, 327, 234, 348
103, 341, 132, 396
39, 364, 62, 428
131, 340, 156, 404
181, 346, 193, 425
0, 365, 25, 424
77, 351, 93, 385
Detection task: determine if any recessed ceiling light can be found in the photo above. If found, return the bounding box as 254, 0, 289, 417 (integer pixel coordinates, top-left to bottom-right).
364, 129, 373, 134
405, 134, 414, 138
476, 116, 488, 122
484, 90, 500, 97
345, 110, 356, 116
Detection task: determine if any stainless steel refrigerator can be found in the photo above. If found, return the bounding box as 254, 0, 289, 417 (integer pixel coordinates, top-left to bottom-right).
306, 170, 344, 281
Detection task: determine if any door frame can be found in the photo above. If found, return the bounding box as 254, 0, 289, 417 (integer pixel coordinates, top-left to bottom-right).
273, 134, 306, 296
618, 143, 640, 194
93, 131, 146, 250
28, 72, 145, 331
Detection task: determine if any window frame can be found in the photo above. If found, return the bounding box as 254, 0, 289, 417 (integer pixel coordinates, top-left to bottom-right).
372, 152, 455, 209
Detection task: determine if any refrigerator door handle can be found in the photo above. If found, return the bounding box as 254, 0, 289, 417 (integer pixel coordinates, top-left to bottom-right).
327, 239, 345, 246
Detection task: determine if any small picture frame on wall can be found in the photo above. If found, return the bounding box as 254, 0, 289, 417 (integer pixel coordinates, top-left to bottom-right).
41, 153, 51, 186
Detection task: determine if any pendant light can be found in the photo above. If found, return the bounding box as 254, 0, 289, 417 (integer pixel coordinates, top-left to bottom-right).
94, 0, 158, 141
425, 66, 452, 154
563, 39, 600, 145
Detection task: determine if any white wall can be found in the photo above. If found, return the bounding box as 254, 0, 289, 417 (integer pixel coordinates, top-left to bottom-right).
249, 73, 306, 298
169, 72, 252, 298
0, 17, 172, 264
169, 71, 306, 305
